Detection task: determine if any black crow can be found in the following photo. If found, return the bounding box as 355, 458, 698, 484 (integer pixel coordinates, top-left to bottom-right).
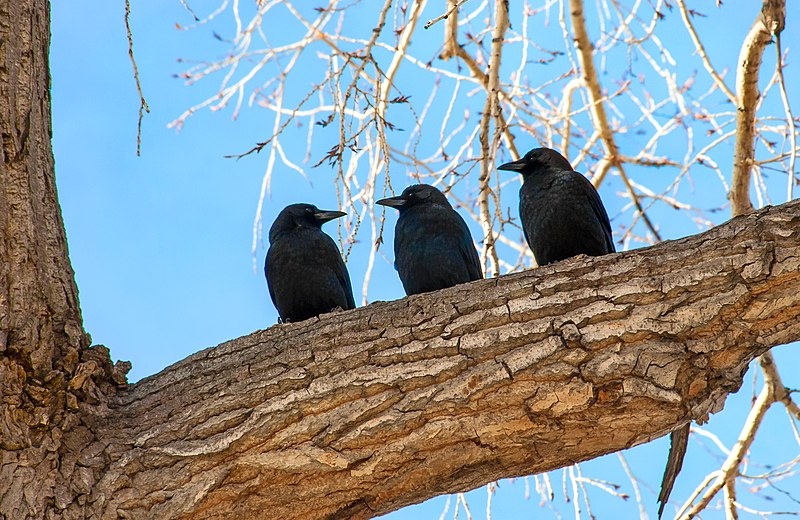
498, 147, 615, 265
265, 203, 355, 322
377, 184, 483, 295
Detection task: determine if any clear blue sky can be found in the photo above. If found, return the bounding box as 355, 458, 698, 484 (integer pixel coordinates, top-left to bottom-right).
50, 2, 798, 518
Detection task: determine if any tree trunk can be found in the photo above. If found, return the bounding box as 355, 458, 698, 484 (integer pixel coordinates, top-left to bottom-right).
1, 1, 799, 519
0, 0, 101, 517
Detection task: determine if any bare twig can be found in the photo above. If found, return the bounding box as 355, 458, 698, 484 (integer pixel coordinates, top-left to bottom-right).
124, 0, 150, 156
674, 0, 737, 104
773, 40, 797, 201
618, 453, 646, 520
424, 0, 471, 30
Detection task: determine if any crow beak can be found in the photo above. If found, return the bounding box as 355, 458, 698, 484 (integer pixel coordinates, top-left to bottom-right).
497, 158, 527, 172
376, 196, 406, 208
313, 210, 346, 223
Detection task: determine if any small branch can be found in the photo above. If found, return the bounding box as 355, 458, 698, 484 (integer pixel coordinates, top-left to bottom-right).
558, 78, 582, 155
379, 1, 426, 105
617, 453, 647, 520
569, 0, 661, 242
178, 0, 201, 21
568, 0, 621, 179
674, 0, 737, 104
773, 39, 797, 202
730, 0, 786, 216
476, 0, 509, 278
438, 1, 518, 162
424, 0, 471, 29
618, 165, 663, 243
124, 0, 150, 156
376, 0, 426, 166
760, 351, 800, 421
723, 478, 739, 520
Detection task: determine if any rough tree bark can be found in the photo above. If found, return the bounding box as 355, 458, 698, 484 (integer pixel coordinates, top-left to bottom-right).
1, 1, 799, 519
0, 0, 100, 517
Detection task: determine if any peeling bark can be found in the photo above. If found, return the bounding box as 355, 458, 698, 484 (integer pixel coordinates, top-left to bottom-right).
77, 200, 797, 520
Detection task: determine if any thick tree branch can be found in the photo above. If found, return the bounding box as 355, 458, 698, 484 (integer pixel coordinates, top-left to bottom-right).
73, 199, 800, 520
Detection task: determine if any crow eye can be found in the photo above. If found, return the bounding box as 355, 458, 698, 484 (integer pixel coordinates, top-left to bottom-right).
306, 207, 314, 214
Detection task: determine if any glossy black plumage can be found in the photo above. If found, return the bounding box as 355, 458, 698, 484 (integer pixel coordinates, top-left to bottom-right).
498, 147, 615, 265
264, 204, 355, 322
377, 184, 483, 295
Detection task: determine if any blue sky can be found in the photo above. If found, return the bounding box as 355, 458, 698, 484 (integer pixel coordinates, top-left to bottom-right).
50, 1, 798, 518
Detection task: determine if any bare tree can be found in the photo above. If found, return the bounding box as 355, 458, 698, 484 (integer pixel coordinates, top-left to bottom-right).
1, 1, 798, 520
